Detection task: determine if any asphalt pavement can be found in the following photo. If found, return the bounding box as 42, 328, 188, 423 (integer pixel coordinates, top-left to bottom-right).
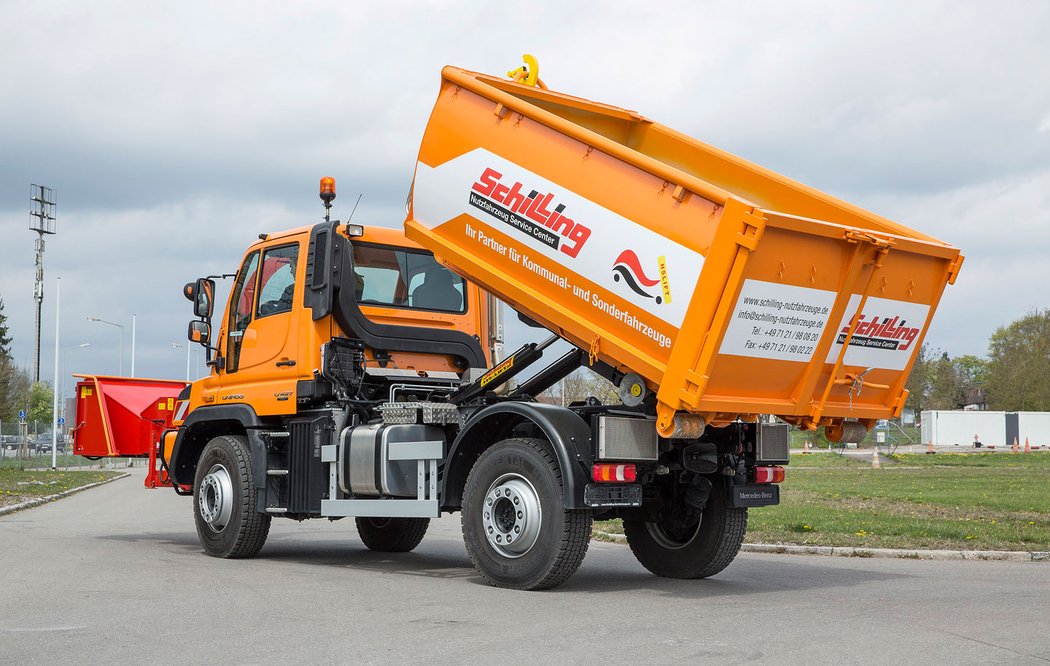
1, 470, 1047, 665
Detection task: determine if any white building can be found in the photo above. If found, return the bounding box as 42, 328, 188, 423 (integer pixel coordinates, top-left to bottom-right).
921, 410, 1050, 448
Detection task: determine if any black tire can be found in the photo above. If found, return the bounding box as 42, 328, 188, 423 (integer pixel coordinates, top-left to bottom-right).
623, 479, 747, 579
193, 434, 271, 558
461, 437, 592, 590
356, 517, 430, 552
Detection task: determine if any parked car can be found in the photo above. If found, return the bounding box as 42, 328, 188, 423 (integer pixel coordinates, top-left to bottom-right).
33, 433, 65, 454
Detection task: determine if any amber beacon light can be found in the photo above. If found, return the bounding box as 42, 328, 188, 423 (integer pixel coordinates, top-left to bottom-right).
319, 176, 336, 204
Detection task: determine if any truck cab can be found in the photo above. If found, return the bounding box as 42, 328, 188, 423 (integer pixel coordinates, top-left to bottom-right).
186, 223, 494, 419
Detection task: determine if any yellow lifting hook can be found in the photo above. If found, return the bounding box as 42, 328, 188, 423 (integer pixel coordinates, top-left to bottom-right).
507, 54, 548, 89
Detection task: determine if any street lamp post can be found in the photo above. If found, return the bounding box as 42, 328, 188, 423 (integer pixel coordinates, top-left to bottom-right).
131, 314, 137, 378
51, 277, 60, 470
87, 316, 124, 375
171, 342, 190, 382
61, 343, 91, 419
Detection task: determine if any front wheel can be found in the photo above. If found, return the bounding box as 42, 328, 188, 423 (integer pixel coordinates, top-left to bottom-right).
461, 438, 592, 590
193, 435, 271, 558
623, 479, 747, 579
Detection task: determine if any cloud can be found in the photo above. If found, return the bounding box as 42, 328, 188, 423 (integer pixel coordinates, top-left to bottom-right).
0, 0, 1047, 388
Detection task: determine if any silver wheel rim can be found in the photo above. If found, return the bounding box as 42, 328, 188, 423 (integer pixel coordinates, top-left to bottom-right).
645, 519, 701, 551
199, 463, 234, 533
482, 473, 541, 558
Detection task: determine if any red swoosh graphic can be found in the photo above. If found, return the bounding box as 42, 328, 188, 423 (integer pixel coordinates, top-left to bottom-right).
613, 250, 660, 287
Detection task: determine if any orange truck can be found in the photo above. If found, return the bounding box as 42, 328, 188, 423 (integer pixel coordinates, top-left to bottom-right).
88, 59, 960, 590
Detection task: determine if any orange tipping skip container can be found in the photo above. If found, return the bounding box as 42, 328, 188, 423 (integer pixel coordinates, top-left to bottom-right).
405, 66, 962, 438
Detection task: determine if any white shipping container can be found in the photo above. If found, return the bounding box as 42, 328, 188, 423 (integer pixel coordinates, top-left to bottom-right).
921, 411, 1007, 447
1016, 413, 1050, 448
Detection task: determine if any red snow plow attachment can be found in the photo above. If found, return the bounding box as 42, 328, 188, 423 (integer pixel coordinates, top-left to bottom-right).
72, 375, 187, 488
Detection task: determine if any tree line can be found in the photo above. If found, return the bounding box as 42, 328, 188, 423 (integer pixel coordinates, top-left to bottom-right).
0, 296, 54, 433
906, 309, 1050, 413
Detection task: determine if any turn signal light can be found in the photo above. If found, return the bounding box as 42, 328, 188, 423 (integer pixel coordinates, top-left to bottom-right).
319, 176, 336, 203
592, 463, 637, 483
754, 466, 785, 484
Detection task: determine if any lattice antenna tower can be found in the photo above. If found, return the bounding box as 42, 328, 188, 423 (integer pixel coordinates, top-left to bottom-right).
29, 184, 57, 382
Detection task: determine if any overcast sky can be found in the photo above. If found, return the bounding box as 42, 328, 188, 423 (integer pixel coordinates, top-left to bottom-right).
1, 1, 1048, 398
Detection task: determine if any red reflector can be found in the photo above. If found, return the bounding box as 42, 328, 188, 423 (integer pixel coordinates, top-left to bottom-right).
754, 466, 785, 484
592, 463, 637, 483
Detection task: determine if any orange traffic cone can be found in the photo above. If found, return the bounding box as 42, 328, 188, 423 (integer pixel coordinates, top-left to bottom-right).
926, 441, 935, 455
1012, 437, 1019, 453
1024, 437, 1031, 453
803, 440, 811, 454
872, 447, 881, 469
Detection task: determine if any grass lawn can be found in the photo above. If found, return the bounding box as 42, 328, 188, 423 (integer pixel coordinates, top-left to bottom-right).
595, 452, 1050, 551
0, 468, 124, 509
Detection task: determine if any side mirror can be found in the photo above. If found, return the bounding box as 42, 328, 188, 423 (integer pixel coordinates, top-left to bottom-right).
187, 278, 216, 319
188, 320, 211, 345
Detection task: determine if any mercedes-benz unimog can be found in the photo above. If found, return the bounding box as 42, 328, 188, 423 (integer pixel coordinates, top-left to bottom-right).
79, 59, 962, 590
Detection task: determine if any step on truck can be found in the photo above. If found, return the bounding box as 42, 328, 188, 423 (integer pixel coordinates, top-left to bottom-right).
134, 59, 959, 590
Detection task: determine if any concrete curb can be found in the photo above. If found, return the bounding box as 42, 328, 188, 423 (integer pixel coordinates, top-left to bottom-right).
739, 543, 1049, 562
0, 472, 130, 517
591, 531, 1049, 562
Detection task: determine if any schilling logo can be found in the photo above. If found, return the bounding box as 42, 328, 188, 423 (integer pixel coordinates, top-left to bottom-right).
611, 250, 672, 305
837, 313, 920, 351
470, 168, 591, 258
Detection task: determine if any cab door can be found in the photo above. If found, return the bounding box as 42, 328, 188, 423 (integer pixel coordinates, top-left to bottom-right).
219, 242, 302, 414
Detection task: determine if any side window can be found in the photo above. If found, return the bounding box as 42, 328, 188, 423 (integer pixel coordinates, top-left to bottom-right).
256, 244, 299, 318
405, 253, 465, 311
351, 243, 466, 313
226, 250, 260, 373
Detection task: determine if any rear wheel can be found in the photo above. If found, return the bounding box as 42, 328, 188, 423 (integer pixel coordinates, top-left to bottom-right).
356, 517, 430, 552
193, 435, 271, 558
623, 479, 747, 579
461, 437, 592, 590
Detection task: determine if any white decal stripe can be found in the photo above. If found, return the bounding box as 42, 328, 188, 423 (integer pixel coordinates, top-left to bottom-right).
825, 295, 930, 371
413, 149, 705, 329
720, 280, 837, 363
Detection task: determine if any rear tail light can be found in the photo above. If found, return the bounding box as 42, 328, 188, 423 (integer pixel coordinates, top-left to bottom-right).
754, 466, 785, 484
592, 463, 637, 483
